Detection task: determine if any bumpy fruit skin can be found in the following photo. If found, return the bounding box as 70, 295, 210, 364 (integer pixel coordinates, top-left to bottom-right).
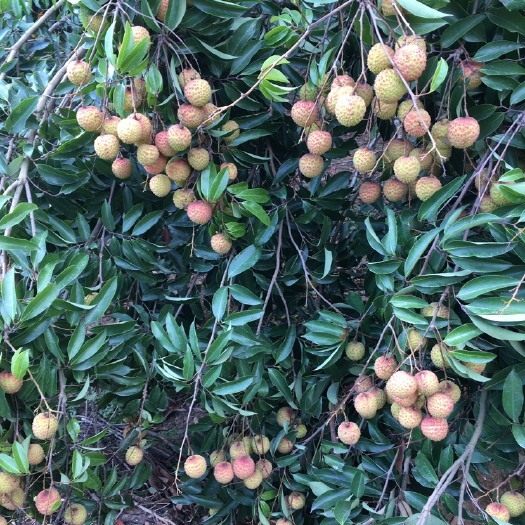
354, 375, 373, 393
407, 328, 427, 352
209, 450, 226, 467
149, 174, 171, 197
211, 233, 232, 255
500, 491, 525, 518
232, 455, 255, 480
490, 183, 514, 207
382, 0, 404, 16
277, 407, 296, 427
178, 68, 201, 89
0, 371, 23, 393
404, 108, 431, 138
427, 393, 454, 418
277, 437, 294, 454
415, 370, 439, 397
397, 100, 423, 120
299, 153, 324, 178
144, 155, 167, 175
35, 488, 61, 515
33, 412, 59, 440
431, 344, 449, 368
324, 91, 338, 115
385, 139, 413, 164
133, 113, 152, 143
125, 446, 144, 466
461, 60, 484, 89
167, 125, 192, 153
28, 443, 45, 465
386, 371, 417, 399
67, 60, 91, 86
166, 159, 191, 185
173, 189, 195, 210
486, 502, 511, 522
299, 83, 317, 101
291, 100, 318, 127
214, 461, 234, 484
337, 421, 361, 445
94, 134, 119, 161
156, 0, 169, 21
101, 116, 121, 136
335, 94, 366, 127
410, 147, 434, 171
415, 176, 442, 201
332, 74, 355, 89
155, 131, 176, 157
222, 120, 240, 144
220, 162, 238, 182
345, 341, 365, 361
252, 435, 270, 455
0, 472, 19, 493
383, 178, 407, 202
479, 195, 497, 213
374, 356, 397, 380
244, 470, 263, 489
187, 147, 210, 171
187, 201, 213, 225
184, 79, 212, 107
117, 118, 142, 144
394, 44, 427, 81
131, 26, 150, 45
256, 459, 273, 479
396, 34, 425, 51
391, 402, 401, 420
184, 455, 207, 479
287, 492, 306, 510
367, 43, 394, 74
177, 104, 205, 129
295, 423, 307, 438
202, 102, 220, 126
307, 130, 332, 155
398, 406, 423, 429
0, 516, 6, 525
76, 106, 103, 132
374, 69, 407, 102
137, 144, 160, 167
369, 387, 387, 410
464, 362, 485, 373
354, 82, 374, 106
229, 440, 251, 460
447, 117, 480, 149
394, 156, 421, 184
354, 392, 377, 419
359, 181, 381, 204
64, 503, 88, 525
353, 148, 376, 173
393, 393, 417, 408
111, 158, 132, 180
420, 416, 449, 441
372, 98, 398, 119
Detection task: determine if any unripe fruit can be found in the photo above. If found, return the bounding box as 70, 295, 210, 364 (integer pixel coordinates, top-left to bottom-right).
156, 0, 169, 21
35, 488, 61, 515
211, 233, 232, 255
64, 503, 88, 525
396, 34, 426, 51
295, 423, 307, 438
460, 60, 484, 90
210, 450, 226, 467
500, 492, 525, 518
465, 362, 486, 374
0, 371, 23, 393
371, 98, 398, 119
354, 392, 377, 419
125, 446, 144, 466
394, 156, 421, 183
220, 162, 238, 181
490, 183, 514, 207
173, 189, 195, 210
123, 88, 143, 112
479, 195, 497, 213
149, 174, 171, 197
394, 44, 427, 81
447, 117, 480, 149
374, 69, 407, 102
167, 125, 192, 153
287, 492, 306, 510
137, 144, 160, 167
101, 115, 121, 136
76, 106, 103, 132
431, 119, 449, 142
415, 370, 440, 397
354, 375, 373, 393
422, 302, 449, 319
345, 341, 365, 361
178, 68, 201, 89
332, 74, 355, 89
393, 393, 418, 408
384, 139, 413, 164
232, 455, 255, 480
427, 393, 455, 418
407, 328, 427, 352
353, 148, 376, 173
0, 472, 19, 493
117, 118, 142, 144
256, 459, 273, 479
367, 43, 395, 74
404, 108, 431, 138
187, 201, 213, 225
80, 10, 107, 34
307, 130, 332, 155
213, 461, 234, 484
391, 402, 401, 420
277, 407, 296, 427
112, 158, 132, 180
337, 421, 360, 445
144, 155, 167, 175
177, 104, 205, 129
94, 134, 120, 160
374, 355, 397, 380
354, 82, 374, 107
133, 113, 152, 143
486, 502, 511, 522
335, 94, 366, 127
359, 181, 381, 204
382, 0, 404, 16
369, 387, 387, 410
383, 178, 407, 202
398, 406, 423, 429
291, 100, 318, 127
33, 412, 59, 439
184, 79, 212, 107
324, 91, 338, 115
410, 147, 434, 171
222, 120, 240, 144
415, 176, 442, 201
277, 437, 294, 454
28, 443, 45, 465
420, 416, 449, 441
0, 486, 24, 510
202, 102, 221, 126
431, 343, 450, 368
386, 371, 417, 399
184, 455, 207, 479
166, 158, 192, 185
244, 470, 263, 489
252, 435, 270, 455
299, 153, 324, 178
67, 60, 91, 86
299, 83, 318, 101
131, 26, 150, 46
187, 148, 210, 171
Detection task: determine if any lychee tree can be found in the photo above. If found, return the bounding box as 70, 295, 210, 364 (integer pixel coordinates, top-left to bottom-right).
0, 0, 525, 524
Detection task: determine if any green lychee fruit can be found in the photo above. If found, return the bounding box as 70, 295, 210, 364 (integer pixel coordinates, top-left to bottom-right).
430, 343, 449, 368
209, 450, 226, 467
407, 328, 427, 352
133, 113, 152, 143
345, 341, 365, 361
384, 139, 413, 164
371, 97, 398, 119
167, 124, 192, 152
178, 68, 201, 89
220, 162, 238, 181
28, 443, 45, 465
479, 195, 497, 213
287, 492, 306, 510
354, 392, 377, 419
383, 178, 407, 202
447, 117, 480, 149
243, 470, 263, 489
415, 176, 442, 200
354, 82, 374, 106
276, 407, 296, 427
76, 106, 103, 132
184, 79, 212, 107
173, 189, 195, 210
382, 0, 404, 16
374, 69, 407, 102
353, 148, 376, 173
137, 144, 160, 167
202, 102, 221, 126
131, 26, 150, 46
396, 35, 426, 51
393, 156, 421, 183
221, 120, 240, 144
125, 446, 144, 466
0, 472, 19, 493
149, 174, 171, 197
33, 412, 59, 440
187, 147, 210, 171
367, 43, 395, 74
101, 115, 121, 136
397, 99, 423, 121
64, 503, 88, 525
500, 492, 525, 518
277, 437, 294, 454
184, 454, 207, 479
490, 183, 514, 207
66, 60, 91, 86
410, 147, 433, 171
117, 118, 142, 144
335, 94, 366, 127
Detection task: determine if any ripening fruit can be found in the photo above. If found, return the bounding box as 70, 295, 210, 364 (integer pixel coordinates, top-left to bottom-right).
94, 134, 119, 160
415, 370, 440, 397
64, 503, 88, 525
291, 100, 318, 127
384, 139, 413, 164
177, 104, 206, 129
331, 74, 355, 90
178, 68, 201, 89
398, 406, 423, 429
80, 9, 107, 34
345, 341, 365, 361
187, 201, 213, 225
490, 183, 514, 207
367, 43, 394, 74
232, 455, 255, 480
295, 423, 307, 438
184, 79, 212, 107
394, 156, 421, 183
211, 233, 232, 255
354, 375, 373, 393
407, 328, 427, 352
166, 159, 191, 185
439, 381, 461, 403
144, 155, 167, 176
202, 102, 220, 126
369, 387, 387, 410
35, 488, 61, 515
374, 69, 407, 102
447, 117, 480, 149
0, 516, 5, 525
213, 461, 234, 484
353, 148, 376, 173
394, 44, 427, 81
383, 178, 407, 202
67, 60, 91, 86
277, 407, 296, 427
0, 371, 23, 393
117, 118, 142, 144
299, 83, 318, 101
125, 446, 144, 466
26, 443, 45, 466
167, 125, 192, 153
500, 492, 525, 518
101, 115, 121, 136
131, 26, 150, 46
299, 153, 324, 178
397, 99, 423, 121
415, 176, 442, 201
464, 362, 486, 374
420, 416, 449, 441
486, 502, 511, 522
137, 144, 160, 167
460, 60, 484, 90
287, 492, 306, 510
209, 450, 226, 467
335, 94, 366, 127
393, 393, 418, 408
382, 0, 404, 16
337, 421, 360, 445
220, 162, 238, 182
187, 147, 210, 171
76, 106, 103, 132
252, 435, 270, 455
371, 98, 398, 119
354, 392, 377, 419
244, 470, 263, 489
354, 82, 374, 106
277, 437, 294, 454
33, 412, 59, 440
430, 343, 449, 368
110, 158, 132, 181
359, 181, 381, 204
184, 454, 207, 479
427, 393, 455, 418
256, 459, 273, 479
390, 402, 401, 420
404, 108, 431, 138
324, 91, 338, 115
0, 472, 19, 493
396, 34, 426, 51
386, 371, 417, 399
374, 355, 397, 380
221, 120, 240, 144
149, 174, 171, 197
307, 130, 332, 155
133, 113, 152, 143
410, 147, 434, 172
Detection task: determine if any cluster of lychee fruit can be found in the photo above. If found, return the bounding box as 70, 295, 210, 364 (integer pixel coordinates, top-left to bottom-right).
485, 491, 525, 522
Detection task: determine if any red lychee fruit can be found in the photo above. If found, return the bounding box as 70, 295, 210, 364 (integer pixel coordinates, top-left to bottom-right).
137, 144, 160, 167
244, 470, 263, 489
76, 106, 103, 132
112, 158, 132, 180
125, 446, 144, 466
371, 98, 398, 119
252, 435, 270, 455
394, 156, 421, 183
117, 118, 142, 144
353, 148, 376, 173
415, 176, 442, 201
277, 437, 294, 454
367, 43, 395, 74
404, 108, 431, 138
386, 371, 417, 399
398, 406, 423, 429
177, 104, 206, 129
277, 407, 296, 427
67, 60, 91, 86
187, 147, 210, 171
287, 492, 306, 510
299, 153, 324, 178
500, 491, 525, 518
438, 380, 461, 403
220, 162, 238, 181
187, 201, 213, 225
359, 181, 382, 204
211, 233, 232, 255
345, 341, 365, 361
28, 443, 45, 466
184, 79, 212, 107
149, 174, 171, 197
34, 488, 61, 515
420, 416, 449, 441
415, 370, 440, 397
184, 454, 207, 479
354, 392, 377, 419
383, 178, 407, 202
166, 158, 192, 185
394, 44, 427, 81
213, 461, 234, 484
447, 117, 480, 149
94, 134, 119, 160
144, 155, 167, 176
335, 94, 366, 127
0, 371, 23, 393
32, 412, 59, 440
306, 130, 332, 155
337, 421, 361, 445
178, 68, 201, 89
232, 455, 255, 480
427, 393, 455, 418
64, 503, 88, 525
154, 131, 176, 157
167, 124, 192, 152
486, 502, 511, 522
256, 459, 273, 479
374, 356, 398, 381
291, 100, 318, 127
374, 69, 407, 102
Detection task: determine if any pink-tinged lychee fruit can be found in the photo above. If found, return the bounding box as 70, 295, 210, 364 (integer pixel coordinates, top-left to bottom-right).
76, 106, 103, 132
410, 147, 434, 171
64, 503, 88, 525
187, 201, 213, 225
112, 158, 132, 180
384, 139, 413, 164
394, 44, 427, 81
187, 147, 210, 171
177, 104, 206, 129
34, 488, 61, 515
353, 148, 376, 173
394, 156, 421, 183
374, 69, 407, 102
464, 362, 486, 374
398, 406, 423, 429
277, 437, 294, 454
211, 233, 232, 255
133, 113, 152, 143
173, 189, 195, 210
337, 421, 361, 445
178, 68, 201, 89
427, 393, 455, 418
220, 162, 238, 181
101, 115, 121, 136
28, 443, 45, 466
354, 392, 377, 419
252, 435, 270, 455
407, 328, 427, 352
500, 491, 525, 518
125, 446, 144, 466
299, 153, 324, 178
431, 343, 450, 368
202, 102, 221, 126
291, 100, 318, 127
393, 393, 418, 408
374, 356, 398, 381
155, 131, 177, 157
345, 341, 365, 361
94, 134, 120, 160
371, 97, 398, 119
397, 99, 424, 121
359, 181, 382, 204
32, 412, 59, 440
131, 25, 150, 46
67, 60, 91, 86
137, 144, 160, 167
486, 502, 511, 522
447, 117, 480, 149
213, 461, 234, 484
415, 370, 440, 397
243, 469, 263, 489
287, 492, 306, 510
221, 120, 240, 144
184, 454, 207, 479
0, 472, 20, 493
331, 74, 355, 89
367, 43, 395, 74
369, 387, 387, 410
383, 178, 407, 202
335, 94, 366, 127
166, 158, 192, 185
232, 455, 255, 480
354, 82, 374, 106
404, 108, 431, 138
228, 438, 252, 459
0, 371, 23, 393
386, 371, 417, 399
167, 124, 192, 152
144, 155, 167, 175
415, 176, 442, 201
209, 450, 226, 467
354, 375, 373, 393
396, 34, 426, 51
307, 130, 332, 155
184, 79, 212, 107
460, 60, 484, 90
117, 118, 142, 144
256, 459, 273, 479
149, 174, 171, 197
277, 407, 296, 427
420, 416, 449, 441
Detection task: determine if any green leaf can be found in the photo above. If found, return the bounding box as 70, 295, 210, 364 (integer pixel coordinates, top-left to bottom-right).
418, 176, 466, 222
223, 308, 263, 326
444, 324, 481, 346
214, 376, 254, 396
240, 201, 271, 226
512, 424, 525, 448
132, 211, 163, 236
191, 0, 248, 17
383, 208, 397, 256
20, 284, 59, 322
404, 229, 440, 276
396, 0, 448, 18
12, 441, 29, 474
164, 0, 186, 29
11, 348, 29, 379
70, 331, 106, 367
4, 97, 38, 134
85, 277, 117, 324
429, 58, 448, 93
502, 370, 524, 422
457, 275, 518, 301
0, 203, 37, 230
122, 204, 144, 233
199, 163, 229, 203
511, 82, 525, 106
268, 368, 295, 407
440, 15, 485, 48
212, 287, 228, 321
104, 20, 117, 67
1, 267, 17, 324
0, 453, 21, 474
474, 41, 524, 62
228, 245, 261, 278
67, 321, 86, 362
0, 237, 38, 252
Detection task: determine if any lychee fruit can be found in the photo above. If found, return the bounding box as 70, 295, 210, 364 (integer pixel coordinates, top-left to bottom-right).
125, 446, 144, 466
277, 437, 294, 454
404, 108, 431, 138
415, 176, 442, 201
500, 491, 525, 518
187, 201, 213, 225
117, 118, 142, 144
479, 195, 497, 213
427, 393, 455, 418
394, 44, 427, 81
220, 162, 238, 181
415, 370, 440, 397
397, 99, 424, 120
369, 387, 387, 410
244, 470, 263, 489
155, 131, 177, 157
447, 117, 480, 149
354, 392, 377, 419
431, 343, 450, 368
211, 233, 232, 255
184, 454, 207, 479
299, 83, 318, 101
431, 119, 449, 141
144, 155, 167, 175
172, 189, 195, 209
291, 100, 318, 127
167, 124, 192, 152
465, 362, 486, 374
359, 181, 381, 204
367, 43, 395, 74
386, 371, 417, 399
393, 393, 418, 408
331, 74, 355, 89
299, 153, 324, 178
354, 82, 374, 106
398, 406, 423, 429
407, 328, 427, 352
137, 144, 160, 167
345, 341, 365, 361
149, 174, 171, 197
132, 112, 152, 143
353, 148, 376, 173
374, 355, 398, 380
256, 459, 273, 479
166, 158, 192, 185
111, 158, 132, 180
335, 94, 366, 127
324, 90, 338, 115
277, 407, 296, 427
209, 450, 226, 467
0, 371, 23, 393
383, 178, 407, 202
0, 472, 19, 493
337, 421, 361, 445
187, 147, 210, 171
490, 183, 514, 207
421, 416, 449, 441
177, 104, 206, 129
295, 423, 307, 438
33, 412, 59, 440
131, 26, 150, 46
221, 120, 240, 144
371, 98, 398, 119
155, 0, 169, 21
67, 60, 91, 86
410, 147, 434, 171
178, 68, 201, 89
251, 435, 270, 455
213, 461, 234, 484
391, 402, 401, 420
232, 455, 255, 480
34, 488, 61, 515
486, 502, 511, 522
306, 130, 332, 155
382, 0, 404, 16
354, 375, 373, 393
64, 503, 88, 525
101, 115, 121, 136
76, 106, 103, 132
184, 79, 212, 107
384, 139, 413, 164
276, 520, 292, 525
394, 156, 421, 184
374, 69, 407, 102
26, 443, 45, 466
202, 102, 221, 126
287, 492, 306, 510
461, 60, 484, 90
94, 134, 119, 160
